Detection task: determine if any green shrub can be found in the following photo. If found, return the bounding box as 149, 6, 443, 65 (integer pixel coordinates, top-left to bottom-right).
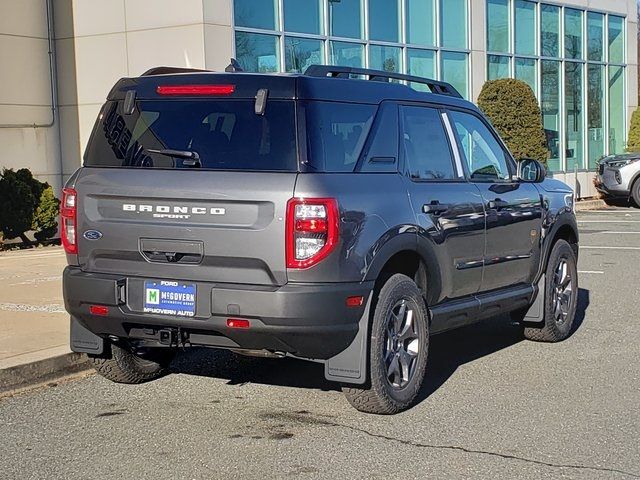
477, 79, 549, 165
0, 168, 59, 244
626, 108, 640, 152
33, 186, 60, 242
0, 169, 38, 242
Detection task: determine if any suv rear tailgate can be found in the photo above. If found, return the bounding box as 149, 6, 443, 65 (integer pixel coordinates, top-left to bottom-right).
74, 167, 295, 286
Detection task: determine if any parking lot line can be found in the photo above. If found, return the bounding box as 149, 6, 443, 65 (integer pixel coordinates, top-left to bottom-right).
581, 245, 640, 250
596, 231, 640, 234
577, 270, 604, 274
580, 209, 640, 213
578, 220, 640, 223
0, 252, 64, 261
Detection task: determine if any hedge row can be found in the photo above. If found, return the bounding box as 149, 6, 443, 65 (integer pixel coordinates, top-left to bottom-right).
0, 168, 60, 244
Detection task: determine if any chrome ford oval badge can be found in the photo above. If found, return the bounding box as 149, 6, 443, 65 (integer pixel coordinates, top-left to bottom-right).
83, 230, 103, 240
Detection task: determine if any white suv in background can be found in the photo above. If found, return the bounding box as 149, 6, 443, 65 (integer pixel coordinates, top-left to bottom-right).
596, 154, 640, 206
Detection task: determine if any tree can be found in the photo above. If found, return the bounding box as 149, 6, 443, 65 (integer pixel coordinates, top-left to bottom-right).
477, 79, 549, 165
0, 168, 60, 244
33, 186, 60, 241
626, 108, 640, 152
0, 169, 39, 243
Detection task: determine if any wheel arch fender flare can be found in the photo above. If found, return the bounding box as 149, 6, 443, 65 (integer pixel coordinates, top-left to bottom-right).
538, 212, 579, 280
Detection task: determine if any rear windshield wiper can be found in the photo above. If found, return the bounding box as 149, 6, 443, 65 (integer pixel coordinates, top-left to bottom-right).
146, 149, 201, 167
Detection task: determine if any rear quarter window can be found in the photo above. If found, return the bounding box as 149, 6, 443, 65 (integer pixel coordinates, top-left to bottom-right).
304, 102, 377, 172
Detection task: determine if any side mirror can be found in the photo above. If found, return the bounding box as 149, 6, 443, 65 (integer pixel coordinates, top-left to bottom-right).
517, 158, 546, 183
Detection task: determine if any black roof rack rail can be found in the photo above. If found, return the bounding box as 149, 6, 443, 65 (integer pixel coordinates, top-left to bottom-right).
141, 66, 212, 76
304, 65, 462, 99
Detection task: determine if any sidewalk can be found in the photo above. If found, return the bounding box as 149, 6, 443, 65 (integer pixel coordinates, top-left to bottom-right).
0, 247, 89, 392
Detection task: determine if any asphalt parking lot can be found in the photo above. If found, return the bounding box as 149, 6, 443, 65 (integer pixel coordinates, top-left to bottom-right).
1, 207, 639, 480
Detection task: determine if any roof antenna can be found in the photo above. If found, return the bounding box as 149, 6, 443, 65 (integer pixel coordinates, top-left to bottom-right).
225, 58, 244, 73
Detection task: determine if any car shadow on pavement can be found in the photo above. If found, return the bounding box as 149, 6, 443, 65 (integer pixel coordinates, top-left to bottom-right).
417, 287, 589, 404
170, 288, 590, 402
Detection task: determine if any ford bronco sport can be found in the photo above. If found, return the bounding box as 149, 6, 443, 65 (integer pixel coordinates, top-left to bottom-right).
63, 64, 579, 414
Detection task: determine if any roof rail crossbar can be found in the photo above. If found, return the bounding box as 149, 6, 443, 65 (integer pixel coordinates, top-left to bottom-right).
304, 65, 462, 98
141, 66, 213, 76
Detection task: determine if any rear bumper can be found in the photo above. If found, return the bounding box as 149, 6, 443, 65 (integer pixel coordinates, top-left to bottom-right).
63, 267, 373, 359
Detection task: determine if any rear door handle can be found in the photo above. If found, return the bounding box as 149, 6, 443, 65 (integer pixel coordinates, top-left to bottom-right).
488, 199, 509, 210
423, 202, 451, 215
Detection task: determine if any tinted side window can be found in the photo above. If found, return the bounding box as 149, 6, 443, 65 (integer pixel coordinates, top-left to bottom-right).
448, 110, 511, 181
305, 102, 376, 172
401, 105, 456, 180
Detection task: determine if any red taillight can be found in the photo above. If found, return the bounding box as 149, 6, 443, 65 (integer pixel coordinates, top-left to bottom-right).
286, 198, 339, 269
60, 188, 77, 254
89, 305, 109, 316
156, 84, 235, 96
227, 318, 250, 329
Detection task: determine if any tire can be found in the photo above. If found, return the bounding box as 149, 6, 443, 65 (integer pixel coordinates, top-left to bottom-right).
342, 274, 429, 414
524, 239, 578, 342
90, 343, 175, 384
631, 178, 640, 208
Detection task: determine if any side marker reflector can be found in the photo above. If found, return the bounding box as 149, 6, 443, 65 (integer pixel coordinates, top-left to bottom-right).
346, 296, 364, 307
227, 318, 250, 329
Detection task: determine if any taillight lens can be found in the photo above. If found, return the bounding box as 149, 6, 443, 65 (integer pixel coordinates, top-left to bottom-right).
60, 188, 77, 254
286, 198, 339, 269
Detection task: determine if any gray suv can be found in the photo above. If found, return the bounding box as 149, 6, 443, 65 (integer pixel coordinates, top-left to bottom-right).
63, 65, 579, 414
596, 153, 640, 206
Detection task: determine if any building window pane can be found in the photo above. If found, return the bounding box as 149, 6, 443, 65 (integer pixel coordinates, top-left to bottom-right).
285, 37, 324, 73
329, 0, 363, 39
441, 0, 467, 49
406, 0, 435, 47
487, 0, 509, 53
541, 4, 560, 58
542, 60, 561, 171
329, 41, 364, 68
587, 64, 605, 168
369, 0, 400, 42
234, 0, 277, 30
587, 12, 604, 62
564, 9, 583, 60
565, 62, 583, 170
235, 32, 280, 73
441, 51, 468, 99
608, 16, 624, 64
488, 55, 510, 80
284, 0, 322, 35
407, 49, 435, 90
515, 57, 536, 94
515, 0, 536, 55
369, 45, 402, 72
609, 66, 625, 153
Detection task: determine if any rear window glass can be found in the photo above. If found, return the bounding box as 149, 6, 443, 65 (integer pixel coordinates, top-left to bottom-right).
84, 100, 297, 171
304, 102, 376, 172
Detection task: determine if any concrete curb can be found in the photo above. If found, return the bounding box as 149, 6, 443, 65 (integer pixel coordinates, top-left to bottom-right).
0, 352, 91, 394
575, 198, 608, 211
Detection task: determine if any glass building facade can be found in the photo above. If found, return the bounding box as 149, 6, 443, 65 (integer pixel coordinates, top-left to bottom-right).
233, 0, 471, 98
487, 1, 626, 172
232, 0, 629, 174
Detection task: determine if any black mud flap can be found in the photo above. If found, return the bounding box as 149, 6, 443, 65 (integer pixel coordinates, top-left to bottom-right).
324, 294, 372, 385
70, 316, 105, 355
524, 274, 546, 323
